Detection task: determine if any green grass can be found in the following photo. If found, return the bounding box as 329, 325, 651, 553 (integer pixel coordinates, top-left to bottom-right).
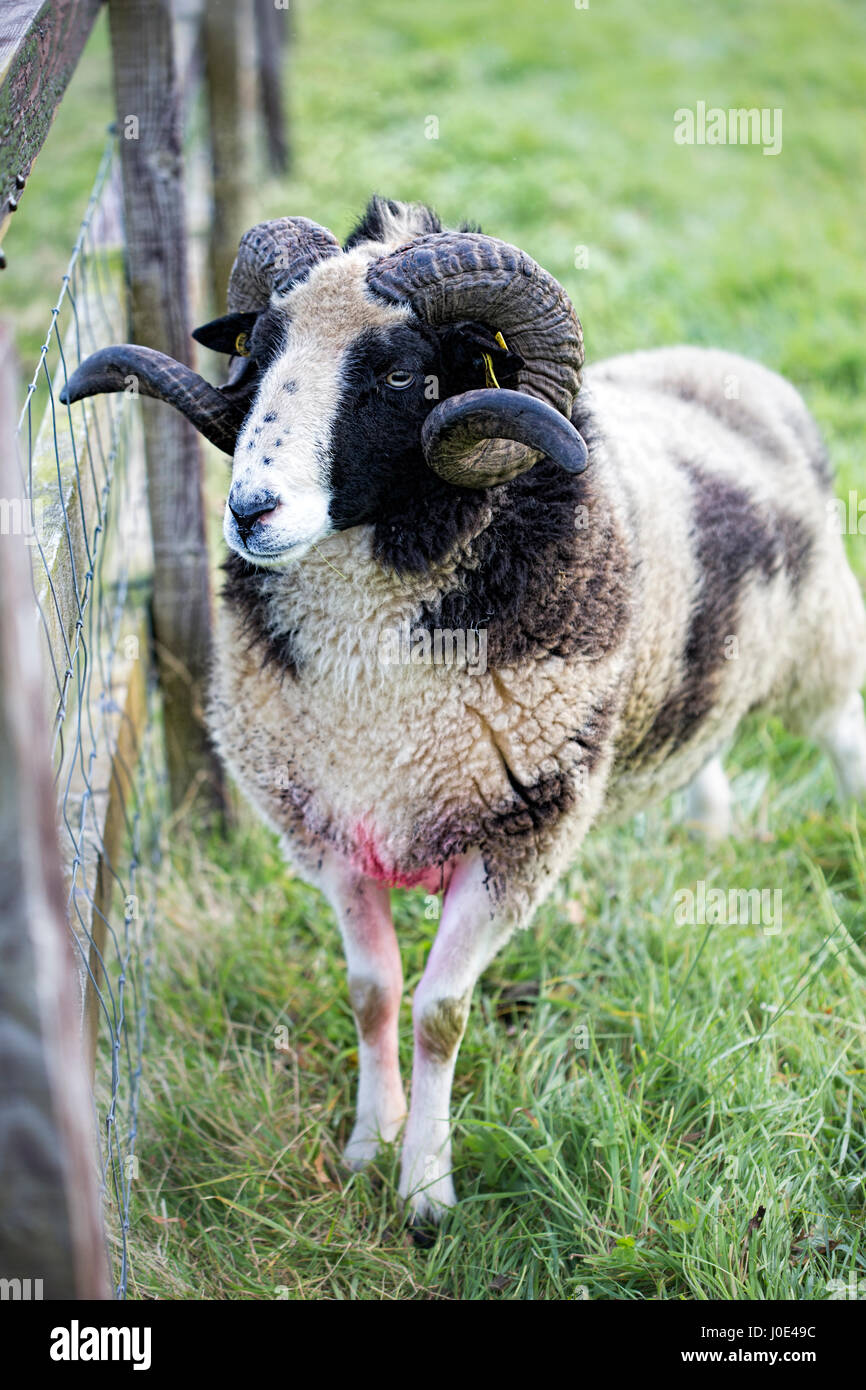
128, 720, 866, 1299
10, 0, 866, 1299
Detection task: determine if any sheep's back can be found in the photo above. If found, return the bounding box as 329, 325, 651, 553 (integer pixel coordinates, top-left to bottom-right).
584, 347, 859, 818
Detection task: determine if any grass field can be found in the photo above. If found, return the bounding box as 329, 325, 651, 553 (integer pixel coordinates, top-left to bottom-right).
10, 0, 866, 1299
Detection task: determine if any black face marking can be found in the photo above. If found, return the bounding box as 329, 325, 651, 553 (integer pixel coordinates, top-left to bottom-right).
221, 552, 301, 678
332, 375, 629, 667
326, 319, 522, 542
627, 463, 813, 764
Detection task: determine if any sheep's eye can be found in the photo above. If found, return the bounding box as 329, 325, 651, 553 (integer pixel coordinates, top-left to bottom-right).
384, 370, 414, 390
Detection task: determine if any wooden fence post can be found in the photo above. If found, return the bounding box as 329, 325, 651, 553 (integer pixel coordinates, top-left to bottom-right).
254, 0, 290, 175
0, 323, 110, 1300
203, 0, 255, 315
108, 0, 225, 818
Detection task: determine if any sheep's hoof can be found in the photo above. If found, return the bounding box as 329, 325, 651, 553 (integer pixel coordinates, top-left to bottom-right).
342, 1136, 380, 1171
407, 1212, 440, 1249
343, 1112, 405, 1171
343, 1151, 374, 1173
402, 1179, 456, 1244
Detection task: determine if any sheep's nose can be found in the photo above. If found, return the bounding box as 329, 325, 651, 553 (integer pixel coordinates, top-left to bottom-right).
228, 484, 279, 533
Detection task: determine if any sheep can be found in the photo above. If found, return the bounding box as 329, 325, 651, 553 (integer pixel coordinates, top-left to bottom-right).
61, 194, 866, 1229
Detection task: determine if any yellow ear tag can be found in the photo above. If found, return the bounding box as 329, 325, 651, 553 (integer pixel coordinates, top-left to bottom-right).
481, 332, 509, 389
481, 352, 500, 389
234, 331, 251, 357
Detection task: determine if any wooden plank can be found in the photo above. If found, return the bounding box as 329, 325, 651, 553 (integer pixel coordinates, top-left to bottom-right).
107, 0, 226, 817
0, 320, 110, 1300
82, 604, 150, 1072
203, 0, 254, 314
0, 0, 102, 246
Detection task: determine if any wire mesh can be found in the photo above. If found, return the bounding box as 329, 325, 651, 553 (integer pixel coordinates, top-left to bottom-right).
12, 132, 166, 1299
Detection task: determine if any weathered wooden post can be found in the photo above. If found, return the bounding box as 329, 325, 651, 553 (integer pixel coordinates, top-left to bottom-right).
203, 0, 255, 315
254, 0, 291, 175
108, 0, 225, 817
0, 323, 110, 1300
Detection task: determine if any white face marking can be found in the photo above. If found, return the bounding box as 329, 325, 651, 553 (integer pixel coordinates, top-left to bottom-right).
223, 250, 412, 566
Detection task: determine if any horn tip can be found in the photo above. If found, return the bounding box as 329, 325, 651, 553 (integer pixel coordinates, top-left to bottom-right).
559, 433, 589, 474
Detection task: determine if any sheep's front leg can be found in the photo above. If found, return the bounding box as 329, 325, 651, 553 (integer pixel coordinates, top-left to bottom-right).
319, 861, 406, 1168
400, 852, 515, 1223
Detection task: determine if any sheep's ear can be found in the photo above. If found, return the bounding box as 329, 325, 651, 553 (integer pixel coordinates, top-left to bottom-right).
192, 311, 261, 357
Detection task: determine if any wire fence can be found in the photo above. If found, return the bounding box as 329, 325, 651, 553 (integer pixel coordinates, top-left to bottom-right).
12, 131, 166, 1299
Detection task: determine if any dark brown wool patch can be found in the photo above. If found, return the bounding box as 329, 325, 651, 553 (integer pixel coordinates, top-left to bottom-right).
490, 765, 578, 839
674, 377, 833, 489
422, 698, 616, 877
630, 463, 812, 763
673, 380, 792, 468
221, 552, 302, 678
565, 695, 617, 774
417, 995, 471, 1061
348, 978, 389, 1042
417, 448, 632, 667
777, 511, 814, 590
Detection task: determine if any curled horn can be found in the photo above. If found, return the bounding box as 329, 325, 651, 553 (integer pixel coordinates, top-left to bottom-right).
227, 216, 342, 311
59, 345, 248, 455
367, 232, 585, 486
60, 218, 342, 455
421, 388, 588, 488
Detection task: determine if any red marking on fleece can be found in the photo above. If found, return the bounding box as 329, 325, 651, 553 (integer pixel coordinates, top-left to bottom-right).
352, 823, 451, 893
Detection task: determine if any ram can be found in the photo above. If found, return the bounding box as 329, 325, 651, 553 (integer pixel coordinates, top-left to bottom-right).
62, 196, 866, 1228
